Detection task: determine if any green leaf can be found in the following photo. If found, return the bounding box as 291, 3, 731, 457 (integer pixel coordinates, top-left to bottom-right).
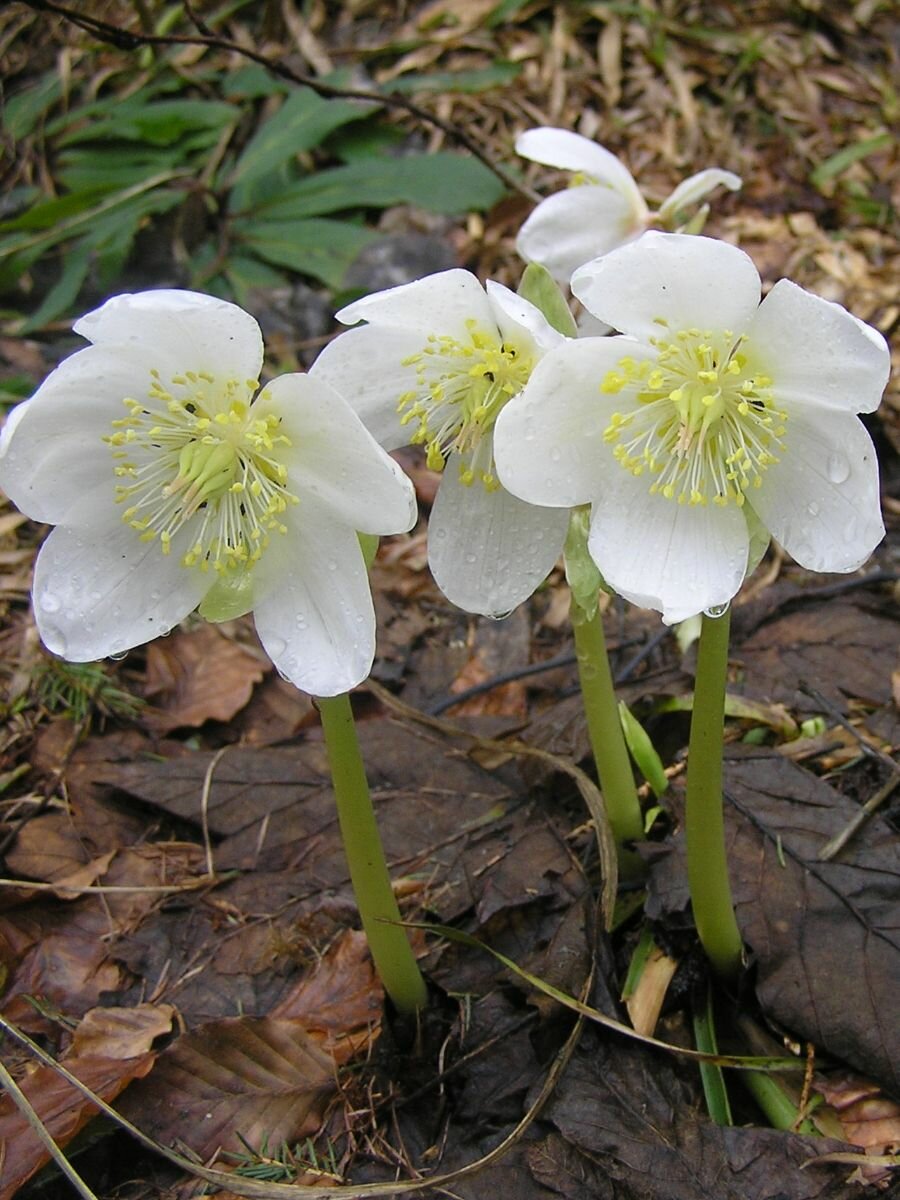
58, 99, 238, 148
618, 702, 669, 799
387, 62, 522, 93
222, 255, 291, 308
693, 985, 733, 1126
19, 241, 92, 333
228, 88, 376, 208
57, 145, 185, 193
810, 132, 892, 189
2, 72, 63, 140
220, 65, 289, 101
238, 217, 378, 289
564, 507, 604, 620
517, 263, 577, 336
246, 152, 506, 221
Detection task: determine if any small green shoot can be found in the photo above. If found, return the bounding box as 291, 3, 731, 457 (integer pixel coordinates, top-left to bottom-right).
693, 985, 732, 1126
33, 659, 142, 723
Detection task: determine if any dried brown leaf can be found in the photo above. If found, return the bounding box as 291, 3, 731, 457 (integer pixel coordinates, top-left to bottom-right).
0, 1049, 156, 1200
142, 624, 267, 733
117, 1015, 336, 1161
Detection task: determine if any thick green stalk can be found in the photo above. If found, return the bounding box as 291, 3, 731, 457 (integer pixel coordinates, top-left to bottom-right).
571, 598, 645, 848
685, 609, 743, 980
318, 692, 428, 1013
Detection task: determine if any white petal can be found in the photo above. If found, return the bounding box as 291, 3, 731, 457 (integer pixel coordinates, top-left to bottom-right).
73, 290, 264, 384
309, 325, 426, 450
515, 128, 642, 202
429, 450, 569, 616
0, 342, 191, 522
254, 374, 417, 535
588, 471, 750, 623
572, 231, 761, 341
745, 279, 890, 416
32, 491, 208, 660
749, 408, 884, 573
657, 168, 742, 222
516, 187, 645, 283
485, 280, 566, 357
335, 269, 494, 340
494, 338, 654, 508
252, 500, 376, 697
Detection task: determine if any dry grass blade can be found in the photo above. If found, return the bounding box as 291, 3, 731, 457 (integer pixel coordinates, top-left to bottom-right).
0, 987, 589, 1199
0, 1055, 100, 1200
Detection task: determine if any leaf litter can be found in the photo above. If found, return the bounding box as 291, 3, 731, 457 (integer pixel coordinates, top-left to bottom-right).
0, 1, 898, 1198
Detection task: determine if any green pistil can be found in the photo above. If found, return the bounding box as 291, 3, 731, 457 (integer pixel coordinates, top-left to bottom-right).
397, 320, 533, 489
600, 328, 786, 507
105, 373, 298, 575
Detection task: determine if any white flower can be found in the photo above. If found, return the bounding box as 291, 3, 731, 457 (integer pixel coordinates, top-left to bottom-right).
515, 127, 741, 283
494, 232, 889, 623
0, 290, 417, 696
310, 269, 571, 617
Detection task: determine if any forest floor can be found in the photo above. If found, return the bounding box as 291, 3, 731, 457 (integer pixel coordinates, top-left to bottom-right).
0, 2, 898, 1198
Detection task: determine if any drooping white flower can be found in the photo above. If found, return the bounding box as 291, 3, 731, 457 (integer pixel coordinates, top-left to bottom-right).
310, 269, 571, 617
515, 127, 741, 282
494, 232, 889, 623
0, 290, 417, 696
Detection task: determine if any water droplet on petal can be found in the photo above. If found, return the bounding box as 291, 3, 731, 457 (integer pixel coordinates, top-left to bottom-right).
703, 602, 730, 619
550, 447, 562, 463
826, 453, 850, 484
39, 592, 61, 614
464, 552, 477, 564
806, 501, 820, 517
327, 559, 338, 571
267, 636, 287, 656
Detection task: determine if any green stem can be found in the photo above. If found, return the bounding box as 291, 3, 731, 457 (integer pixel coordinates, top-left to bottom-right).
571, 598, 644, 848
317, 692, 428, 1013
685, 609, 743, 980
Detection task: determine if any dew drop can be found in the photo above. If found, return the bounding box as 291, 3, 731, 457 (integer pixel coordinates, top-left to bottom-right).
806, 501, 820, 517
703, 602, 730, 619
550, 447, 562, 463
109, 650, 129, 662
40, 592, 61, 614
825, 452, 850, 484
464, 552, 477, 564
327, 559, 338, 572
267, 636, 287, 657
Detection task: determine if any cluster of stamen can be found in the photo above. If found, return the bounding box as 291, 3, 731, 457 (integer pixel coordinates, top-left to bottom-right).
104, 370, 297, 574
397, 320, 534, 489
600, 325, 786, 507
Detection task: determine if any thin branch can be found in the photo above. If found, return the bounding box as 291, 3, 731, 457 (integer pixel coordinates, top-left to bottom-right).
17, 0, 536, 200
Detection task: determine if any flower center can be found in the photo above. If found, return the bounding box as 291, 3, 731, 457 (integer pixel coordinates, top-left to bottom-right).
104, 369, 298, 574
397, 320, 533, 489
600, 327, 787, 507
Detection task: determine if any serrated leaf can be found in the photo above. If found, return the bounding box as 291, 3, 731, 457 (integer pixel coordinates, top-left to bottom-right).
239, 217, 377, 289
58, 98, 238, 147
228, 88, 376, 208
247, 151, 506, 219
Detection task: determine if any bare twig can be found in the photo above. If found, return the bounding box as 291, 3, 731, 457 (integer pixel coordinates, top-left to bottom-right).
15, 0, 535, 200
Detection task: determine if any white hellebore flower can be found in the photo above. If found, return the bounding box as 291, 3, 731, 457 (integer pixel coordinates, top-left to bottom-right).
0, 290, 417, 696
310, 269, 571, 617
515, 126, 742, 283
494, 232, 889, 624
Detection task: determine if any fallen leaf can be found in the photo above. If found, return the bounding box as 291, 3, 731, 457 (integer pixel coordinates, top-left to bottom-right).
647, 747, 900, 1093
67, 1002, 176, 1060
0, 1048, 156, 1200
535, 1031, 853, 1200
141, 624, 267, 733
117, 1015, 336, 1161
